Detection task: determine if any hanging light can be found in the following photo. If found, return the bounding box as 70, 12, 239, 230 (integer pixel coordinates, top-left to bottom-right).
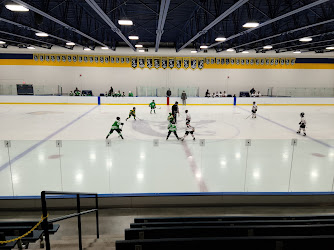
35, 32, 48, 37
200, 45, 208, 49
293, 51, 301, 53
5, 4, 29, 12
191, 50, 197, 53
242, 50, 249, 54
66, 42, 75, 46
226, 48, 235, 52
215, 37, 226, 42
243, 22, 259, 28
129, 36, 139, 40
299, 37, 312, 42
263, 45, 273, 49
27, 46, 35, 49
118, 20, 133, 25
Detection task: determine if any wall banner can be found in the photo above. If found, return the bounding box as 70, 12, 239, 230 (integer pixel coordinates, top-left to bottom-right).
291, 59, 295, 65
226, 58, 230, 65
250, 59, 254, 65
126, 57, 130, 64
265, 58, 270, 65
139, 57, 145, 69
146, 57, 153, 69
121, 57, 125, 63
34, 54, 39, 61
131, 57, 137, 69
51, 55, 56, 62
280, 58, 284, 65
206, 58, 210, 64
45, 54, 50, 62
116, 57, 120, 63
176, 58, 182, 69
256, 59, 260, 65
61, 55, 67, 62
154, 57, 161, 69
216, 58, 221, 65
221, 58, 225, 65
210, 58, 215, 64
261, 58, 265, 65
191, 58, 197, 70
94, 56, 99, 63
275, 58, 279, 66
110, 57, 114, 63
198, 58, 204, 70
183, 57, 190, 69
232, 58, 236, 65
286, 58, 290, 65
104, 56, 109, 63
270, 58, 275, 65
161, 57, 168, 69
39, 54, 44, 62
73, 55, 77, 63
89, 56, 94, 63
83, 56, 88, 63
246, 59, 249, 65
99, 56, 104, 63
168, 57, 175, 69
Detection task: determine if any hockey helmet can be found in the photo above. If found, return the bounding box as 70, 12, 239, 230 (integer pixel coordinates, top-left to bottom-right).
116, 117, 120, 120
300, 112, 305, 117
133, 107, 136, 110
185, 110, 188, 113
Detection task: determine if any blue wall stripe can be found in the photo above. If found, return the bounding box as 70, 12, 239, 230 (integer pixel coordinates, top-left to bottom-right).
0, 53, 33, 60
295, 58, 334, 64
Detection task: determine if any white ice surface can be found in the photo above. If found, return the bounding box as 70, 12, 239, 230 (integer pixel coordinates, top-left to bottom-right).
0, 104, 333, 196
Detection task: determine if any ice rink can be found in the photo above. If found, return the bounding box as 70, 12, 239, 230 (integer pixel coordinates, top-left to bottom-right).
0, 103, 334, 196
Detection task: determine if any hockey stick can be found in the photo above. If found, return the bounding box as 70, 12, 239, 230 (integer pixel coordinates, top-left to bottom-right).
245, 114, 252, 119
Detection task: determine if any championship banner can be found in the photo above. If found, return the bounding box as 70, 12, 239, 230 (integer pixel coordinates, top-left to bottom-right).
138, 57, 145, 69
280, 58, 285, 66
110, 57, 115, 63
265, 58, 270, 65
225, 58, 230, 65
285, 58, 290, 65
176, 57, 182, 69
104, 56, 109, 63
183, 57, 190, 69
89, 56, 94, 63
161, 57, 168, 69
210, 57, 215, 64
270, 58, 275, 66
67, 55, 72, 63
115, 57, 120, 64
168, 57, 175, 69
154, 57, 161, 69
94, 56, 99, 63
205, 58, 210, 65
73, 55, 78, 63
221, 58, 225, 65
126, 57, 130, 64
131, 57, 137, 69
241, 58, 245, 65
99, 56, 104, 64
39, 54, 45, 62
121, 57, 125, 63
190, 58, 197, 70
45, 54, 50, 63
146, 57, 153, 69
83, 56, 88, 63
245, 58, 249, 65
291, 59, 295, 65
198, 58, 204, 70
33, 54, 39, 62
255, 58, 260, 66
261, 58, 265, 65
250, 58, 254, 65
216, 58, 221, 65
61, 55, 67, 63
274, 58, 279, 66
51, 54, 56, 63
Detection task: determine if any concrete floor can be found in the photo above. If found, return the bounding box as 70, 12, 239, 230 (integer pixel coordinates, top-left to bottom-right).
1, 206, 334, 249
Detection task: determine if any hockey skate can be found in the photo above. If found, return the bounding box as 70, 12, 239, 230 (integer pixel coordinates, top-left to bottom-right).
297, 131, 300, 134
303, 133, 306, 136
193, 137, 195, 141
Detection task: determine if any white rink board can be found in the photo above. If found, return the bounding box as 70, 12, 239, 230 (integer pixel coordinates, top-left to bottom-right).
0, 95, 97, 104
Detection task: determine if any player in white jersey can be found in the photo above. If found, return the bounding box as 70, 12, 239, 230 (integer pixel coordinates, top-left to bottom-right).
185, 110, 191, 123
252, 101, 258, 118
181, 122, 195, 141
297, 112, 306, 136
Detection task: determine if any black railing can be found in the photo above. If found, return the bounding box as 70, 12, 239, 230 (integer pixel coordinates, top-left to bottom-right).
41, 191, 99, 250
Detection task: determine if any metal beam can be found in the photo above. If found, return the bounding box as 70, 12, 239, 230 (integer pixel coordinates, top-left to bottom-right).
11, 0, 109, 48
0, 17, 77, 49
176, 0, 249, 52
228, 18, 334, 50
85, 0, 135, 51
209, 0, 331, 49
0, 36, 53, 49
155, 0, 170, 52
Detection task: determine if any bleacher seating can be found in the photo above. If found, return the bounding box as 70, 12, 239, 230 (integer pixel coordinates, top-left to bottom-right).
116, 215, 334, 250
0, 221, 59, 249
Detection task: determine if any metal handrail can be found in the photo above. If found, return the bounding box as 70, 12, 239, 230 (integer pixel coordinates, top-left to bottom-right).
41, 191, 99, 250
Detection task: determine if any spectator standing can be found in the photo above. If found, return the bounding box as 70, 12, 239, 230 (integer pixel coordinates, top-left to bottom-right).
181, 90, 187, 106
250, 87, 256, 96
205, 89, 210, 97
166, 88, 171, 97
108, 86, 113, 96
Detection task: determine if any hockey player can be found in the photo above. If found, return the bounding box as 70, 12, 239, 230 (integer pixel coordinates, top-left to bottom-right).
126, 107, 136, 121
167, 112, 174, 123
181, 121, 195, 141
252, 101, 258, 118
185, 110, 191, 123
172, 101, 179, 123
166, 121, 179, 140
297, 112, 306, 136
149, 100, 156, 114
106, 117, 124, 139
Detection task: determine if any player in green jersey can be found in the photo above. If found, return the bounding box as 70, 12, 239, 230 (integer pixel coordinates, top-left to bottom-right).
126, 107, 136, 121
166, 121, 179, 140
167, 112, 174, 123
106, 117, 124, 139
149, 100, 156, 114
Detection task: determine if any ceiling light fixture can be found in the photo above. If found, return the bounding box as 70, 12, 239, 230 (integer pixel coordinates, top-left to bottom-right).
215, 37, 226, 42
299, 37, 312, 42
242, 51, 249, 54
226, 48, 235, 52
101, 47, 109, 50
5, 4, 29, 12
263, 45, 273, 49
27, 46, 35, 49
135, 44, 143, 48
35, 32, 48, 37
325, 46, 334, 50
191, 50, 197, 53
0, 41, 6, 44
129, 36, 139, 40
84, 47, 91, 51
243, 22, 259, 28
118, 20, 133, 26
200, 45, 208, 49
66, 42, 75, 46
293, 51, 301, 53
138, 49, 145, 52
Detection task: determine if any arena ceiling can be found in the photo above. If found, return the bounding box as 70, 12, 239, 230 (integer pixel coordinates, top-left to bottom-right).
0, 0, 334, 54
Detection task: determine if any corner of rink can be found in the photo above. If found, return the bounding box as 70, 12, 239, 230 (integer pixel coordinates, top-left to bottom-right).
0, 95, 334, 106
